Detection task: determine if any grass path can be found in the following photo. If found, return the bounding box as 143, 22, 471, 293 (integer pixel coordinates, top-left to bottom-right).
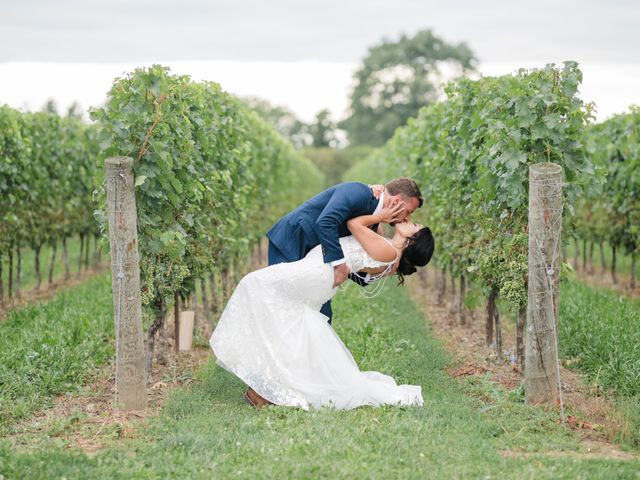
2, 280, 640, 478
0, 273, 114, 433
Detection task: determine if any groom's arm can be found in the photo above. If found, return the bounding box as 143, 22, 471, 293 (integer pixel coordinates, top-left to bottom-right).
315, 183, 370, 265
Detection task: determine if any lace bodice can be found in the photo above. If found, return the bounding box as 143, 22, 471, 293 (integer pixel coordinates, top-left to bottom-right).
339, 235, 397, 274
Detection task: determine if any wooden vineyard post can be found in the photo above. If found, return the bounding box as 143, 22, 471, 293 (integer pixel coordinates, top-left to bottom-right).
525, 163, 563, 406
174, 291, 180, 353
105, 156, 147, 411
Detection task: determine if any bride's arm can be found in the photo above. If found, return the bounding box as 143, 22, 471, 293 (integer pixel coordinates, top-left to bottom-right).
346, 205, 403, 262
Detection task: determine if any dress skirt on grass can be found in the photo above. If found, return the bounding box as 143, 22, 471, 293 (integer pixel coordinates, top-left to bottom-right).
210, 236, 423, 410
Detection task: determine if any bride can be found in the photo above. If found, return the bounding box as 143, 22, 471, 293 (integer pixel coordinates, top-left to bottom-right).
209, 204, 434, 410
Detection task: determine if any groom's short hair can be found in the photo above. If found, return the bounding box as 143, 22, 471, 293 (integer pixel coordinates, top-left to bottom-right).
386, 177, 423, 208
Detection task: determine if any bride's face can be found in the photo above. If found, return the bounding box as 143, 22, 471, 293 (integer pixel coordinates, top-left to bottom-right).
394, 221, 423, 239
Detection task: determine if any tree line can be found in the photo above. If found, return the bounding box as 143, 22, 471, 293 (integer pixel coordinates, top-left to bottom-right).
249, 29, 477, 184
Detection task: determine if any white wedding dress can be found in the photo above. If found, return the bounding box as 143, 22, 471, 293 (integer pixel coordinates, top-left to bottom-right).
209, 235, 423, 410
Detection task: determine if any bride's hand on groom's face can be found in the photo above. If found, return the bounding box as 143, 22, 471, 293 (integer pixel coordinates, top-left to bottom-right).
378, 201, 406, 224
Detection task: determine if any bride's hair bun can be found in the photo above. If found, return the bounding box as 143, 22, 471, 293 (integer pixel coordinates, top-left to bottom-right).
397, 260, 417, 276
396, 227, 434, 285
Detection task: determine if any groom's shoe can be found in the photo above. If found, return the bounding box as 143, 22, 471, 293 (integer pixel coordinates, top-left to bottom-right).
244, 388, 273, 408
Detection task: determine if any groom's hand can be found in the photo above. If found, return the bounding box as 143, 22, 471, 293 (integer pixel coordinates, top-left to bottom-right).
368, 184, 385, 199
333, 263, 350, 287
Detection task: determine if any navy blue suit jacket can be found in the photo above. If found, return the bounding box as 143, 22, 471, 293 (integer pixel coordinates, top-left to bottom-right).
267, 182, 379, 264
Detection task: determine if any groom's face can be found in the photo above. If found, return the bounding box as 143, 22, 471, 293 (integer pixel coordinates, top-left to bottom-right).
402, 197, 420, 219
388, 195, 420, 223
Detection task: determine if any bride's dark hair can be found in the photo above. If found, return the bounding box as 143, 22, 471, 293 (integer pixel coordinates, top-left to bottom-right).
396, 227, 434, 285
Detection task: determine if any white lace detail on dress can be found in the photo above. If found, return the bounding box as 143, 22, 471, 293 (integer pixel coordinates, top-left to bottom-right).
339, 235, 396, 273
339, 236, 398, 298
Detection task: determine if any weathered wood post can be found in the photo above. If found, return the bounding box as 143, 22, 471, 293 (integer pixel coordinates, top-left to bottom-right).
525, 162, 563, 405
0, 252, 4, 308
105, 156, 147, 410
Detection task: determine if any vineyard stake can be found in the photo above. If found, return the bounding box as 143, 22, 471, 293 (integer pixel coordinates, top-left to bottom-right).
525, 162, 563, 410
105, 156, 147, 411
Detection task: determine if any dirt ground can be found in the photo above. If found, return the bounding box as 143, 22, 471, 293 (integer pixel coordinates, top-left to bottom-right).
405, 269, 638, 461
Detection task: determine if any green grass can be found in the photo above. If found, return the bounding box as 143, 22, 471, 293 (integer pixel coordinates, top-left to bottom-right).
0, 273, 114, 434
0, 235, 103, 301
560, 280, 640, 397
559, 279, 640, 448
2, 281, 639, 478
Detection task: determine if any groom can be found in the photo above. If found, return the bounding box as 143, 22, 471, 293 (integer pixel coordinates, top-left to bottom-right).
266, 177, 423, 324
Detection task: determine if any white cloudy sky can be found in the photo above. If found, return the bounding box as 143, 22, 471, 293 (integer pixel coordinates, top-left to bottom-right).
1, 0, 639, 121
